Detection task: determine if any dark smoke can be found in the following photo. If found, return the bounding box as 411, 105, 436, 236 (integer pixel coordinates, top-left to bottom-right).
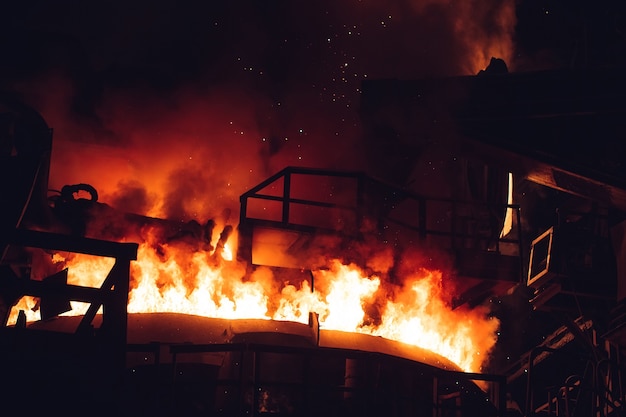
0, 1, 518, 222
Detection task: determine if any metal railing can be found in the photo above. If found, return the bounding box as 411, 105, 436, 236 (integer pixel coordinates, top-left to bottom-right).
239, 166, 523, 276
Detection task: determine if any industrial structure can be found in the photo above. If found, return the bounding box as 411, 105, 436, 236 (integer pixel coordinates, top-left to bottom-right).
355, 64, 626, 416
1, 63, 626, 416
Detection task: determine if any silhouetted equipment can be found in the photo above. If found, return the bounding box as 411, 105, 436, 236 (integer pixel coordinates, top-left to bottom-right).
0, 92, 53, 233
39, 268, 72, 320
359, 65, 626, 416
0, 227, 137, 414
238, 166, 524, 308
0, 94, 505, 416
359, 67, 626, 211
3, 61, 626, 416
0, 93, 138, 414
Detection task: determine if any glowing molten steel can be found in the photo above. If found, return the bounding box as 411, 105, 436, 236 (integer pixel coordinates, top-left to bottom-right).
11, 226, 499, 374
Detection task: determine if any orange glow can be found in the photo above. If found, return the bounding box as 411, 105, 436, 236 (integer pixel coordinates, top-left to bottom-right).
7, 253, 113, 324
4, 0, 519, 380
127, 242, 267, 319
367, 270, 498, 373
221, 243, 233, 261
460, 1, 516, 74
10, 229, 499, 374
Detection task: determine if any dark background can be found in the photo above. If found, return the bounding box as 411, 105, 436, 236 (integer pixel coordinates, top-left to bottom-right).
2, 1, 624, 196
2, 0, 626, 401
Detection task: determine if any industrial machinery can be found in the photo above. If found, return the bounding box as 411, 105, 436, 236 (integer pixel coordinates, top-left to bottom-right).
0, 92, 137, 414
358, 65, 626, 416
0, 93, 505, 416
2, 63, 626, 416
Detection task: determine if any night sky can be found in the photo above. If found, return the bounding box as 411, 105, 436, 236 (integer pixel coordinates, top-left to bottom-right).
2, 0, 626, 221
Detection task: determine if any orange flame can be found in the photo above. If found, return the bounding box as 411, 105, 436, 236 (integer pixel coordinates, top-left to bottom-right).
368, 270, 497, 372
9, 230, 499, 374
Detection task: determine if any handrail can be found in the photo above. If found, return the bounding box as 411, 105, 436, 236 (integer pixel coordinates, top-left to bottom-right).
0, 227, 138, 336
239, 166, 523, 259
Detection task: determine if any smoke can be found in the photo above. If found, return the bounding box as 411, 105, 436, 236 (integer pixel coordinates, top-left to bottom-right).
335, 0, 516, 77
109, 179, 155, 216
0, 0, 520, 309
1, 1, 517, 221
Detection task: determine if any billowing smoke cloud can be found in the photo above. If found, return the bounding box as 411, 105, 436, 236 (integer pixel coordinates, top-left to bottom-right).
0, 0, 516, 222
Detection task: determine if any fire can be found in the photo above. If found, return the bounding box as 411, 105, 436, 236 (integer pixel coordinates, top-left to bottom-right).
462, 0, 516, 74
312, 263, 380, 332
7, 253, 114, 323
221, 243, 233, 261
369, 270, 495, 372
8, 230, 499, 374
127, 242, 268, 319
